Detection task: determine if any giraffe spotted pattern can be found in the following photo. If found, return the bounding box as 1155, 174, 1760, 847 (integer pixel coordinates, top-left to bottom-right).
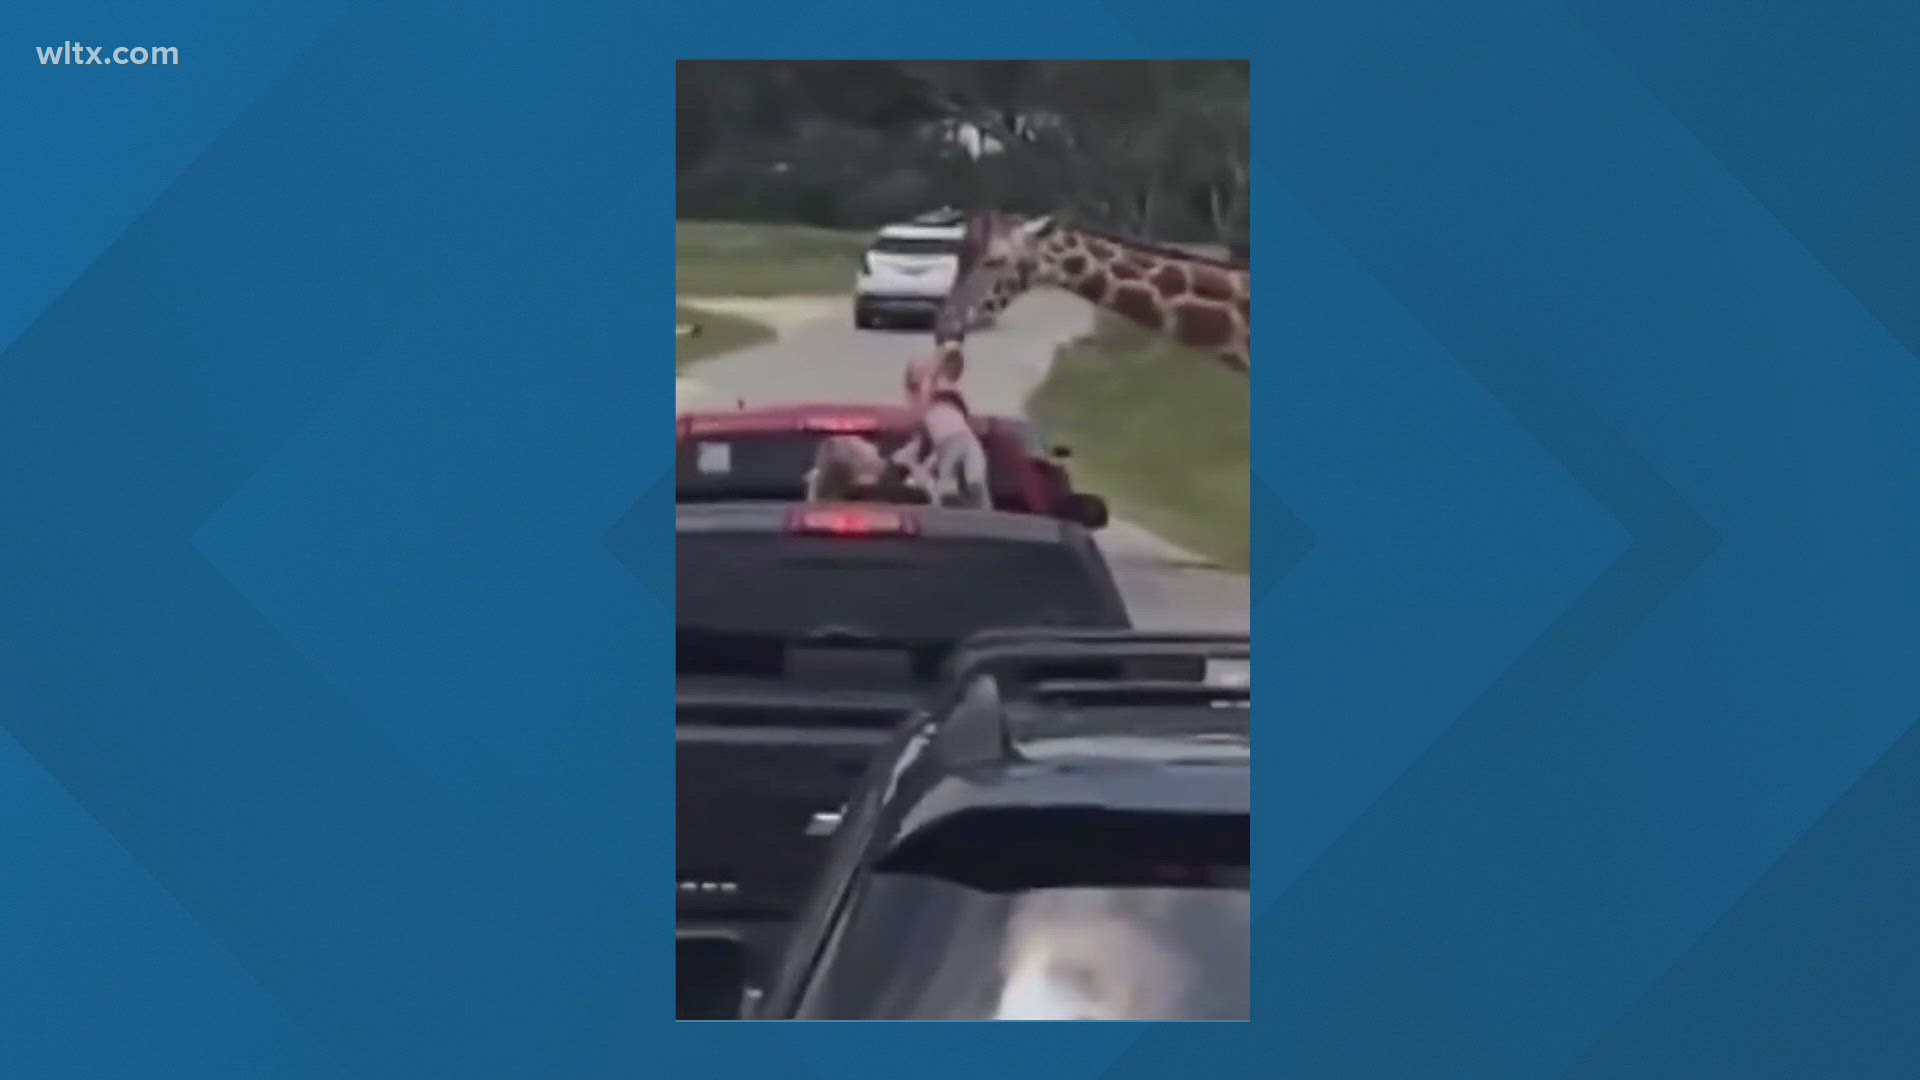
935, 213, 1250, 377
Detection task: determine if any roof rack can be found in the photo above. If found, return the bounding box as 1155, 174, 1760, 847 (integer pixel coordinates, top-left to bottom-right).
1022, 679, 1252, 707
941, 630, 1248, 691
929, 629, 1251, 769
941, 627, 1248, 674
950, 627, 1248, 649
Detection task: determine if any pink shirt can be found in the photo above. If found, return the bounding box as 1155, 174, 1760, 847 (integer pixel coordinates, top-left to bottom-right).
904, 355, 965, 414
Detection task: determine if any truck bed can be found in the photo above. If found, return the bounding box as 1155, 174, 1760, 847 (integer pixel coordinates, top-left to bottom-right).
676, 681, 923, 1013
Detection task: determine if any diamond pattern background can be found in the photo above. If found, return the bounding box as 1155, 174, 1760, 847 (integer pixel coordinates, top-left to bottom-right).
5, 0, 1920, 1077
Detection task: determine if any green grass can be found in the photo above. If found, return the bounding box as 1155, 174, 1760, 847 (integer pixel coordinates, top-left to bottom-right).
676, 304, 774, 370
1030, 316, 1250, 572
676, 219, 871, 297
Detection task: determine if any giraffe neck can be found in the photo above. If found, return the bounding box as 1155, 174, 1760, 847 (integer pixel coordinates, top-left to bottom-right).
972, 264, 1031, 322
1035, 229, 1250, 372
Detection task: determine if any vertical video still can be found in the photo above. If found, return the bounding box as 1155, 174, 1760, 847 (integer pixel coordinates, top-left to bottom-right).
675, 60, 1250, 1020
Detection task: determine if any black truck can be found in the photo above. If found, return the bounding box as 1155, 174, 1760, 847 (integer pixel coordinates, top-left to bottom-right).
754, 630, 1252, 1020
675, 501, 1132, 1017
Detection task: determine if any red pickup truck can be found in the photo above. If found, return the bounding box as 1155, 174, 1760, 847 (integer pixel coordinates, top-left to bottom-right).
675, 402, 1109, 529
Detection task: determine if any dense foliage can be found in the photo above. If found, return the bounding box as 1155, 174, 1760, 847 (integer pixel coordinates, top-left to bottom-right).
676, 61, 1249, 245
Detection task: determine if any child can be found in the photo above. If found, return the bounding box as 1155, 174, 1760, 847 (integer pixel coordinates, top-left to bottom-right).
805, 435, 932, 505
896, 390, 990, 509
893, 354, 992, 509
804, 435, 887, 502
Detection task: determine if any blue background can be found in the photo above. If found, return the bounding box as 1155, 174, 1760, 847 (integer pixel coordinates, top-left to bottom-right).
6, 1, 1920, 1077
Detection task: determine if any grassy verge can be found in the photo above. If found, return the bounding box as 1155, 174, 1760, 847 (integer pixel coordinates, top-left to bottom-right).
676, 219, 870, 297
1030, 316, 1250, 572
676, 304, 773, 370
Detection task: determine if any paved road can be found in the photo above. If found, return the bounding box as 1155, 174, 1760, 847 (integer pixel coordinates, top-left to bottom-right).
682, 292, 1250, 633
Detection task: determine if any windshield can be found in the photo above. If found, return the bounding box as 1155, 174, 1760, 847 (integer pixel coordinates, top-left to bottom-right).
676, 533, 1125, 680
871, 235, 962, 257
795, 877, 1250, 1020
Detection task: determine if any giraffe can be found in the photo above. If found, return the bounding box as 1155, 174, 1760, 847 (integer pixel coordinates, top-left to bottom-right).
965, 258, 1032, 330
933, 212, 1250, 380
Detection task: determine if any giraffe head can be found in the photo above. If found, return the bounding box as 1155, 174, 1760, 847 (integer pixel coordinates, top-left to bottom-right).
969, 212, 1058, 279
935, 213, 1056, 349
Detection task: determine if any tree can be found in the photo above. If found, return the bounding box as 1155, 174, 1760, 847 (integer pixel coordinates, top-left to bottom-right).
674, 60, 1249, 239
879, 60, 1249, 240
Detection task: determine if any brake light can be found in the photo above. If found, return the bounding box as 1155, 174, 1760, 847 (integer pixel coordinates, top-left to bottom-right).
786, 507, 918, 537
802, 415, 881, 434
682, 418, 736, 437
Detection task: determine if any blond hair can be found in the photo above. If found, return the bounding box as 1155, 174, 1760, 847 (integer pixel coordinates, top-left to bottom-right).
804, 435, 887, 501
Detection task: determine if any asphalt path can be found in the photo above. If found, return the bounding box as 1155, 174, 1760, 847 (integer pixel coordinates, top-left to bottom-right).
679, 292, 1251, 632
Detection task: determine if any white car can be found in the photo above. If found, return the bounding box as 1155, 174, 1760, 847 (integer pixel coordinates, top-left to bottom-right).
852, 216, 965, 330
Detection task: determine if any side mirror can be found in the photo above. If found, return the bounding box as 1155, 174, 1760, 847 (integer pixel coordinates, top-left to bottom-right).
1058, 493, 1109, 530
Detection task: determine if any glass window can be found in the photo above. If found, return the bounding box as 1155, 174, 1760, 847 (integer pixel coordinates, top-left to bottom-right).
871, 236, 962, 257
676, 535, 1124, 680
676, 431, 1017, 501
795, 875, 1250, 1020
677, 431, 912, 499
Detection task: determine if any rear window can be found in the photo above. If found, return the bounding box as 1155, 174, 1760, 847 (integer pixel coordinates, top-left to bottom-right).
870, 235, 961, 257
677, 431, 1016, 501
879, 808, 1248, 891
678, 432, 911, 500
793, 810, 1249, 1019
676, 533, 1124, 680
798, 881, 1250, 1020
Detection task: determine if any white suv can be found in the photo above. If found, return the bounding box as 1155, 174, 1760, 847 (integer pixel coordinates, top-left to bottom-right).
852, 214, 966, 330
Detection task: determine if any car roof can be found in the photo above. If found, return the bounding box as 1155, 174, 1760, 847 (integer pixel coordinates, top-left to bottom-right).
875, 753, 1249, 872
681, 402, 916, 427
919, 698, 1250, 783
901, 756, 1248, 821
874, 222, 965, 241
866, 633, 1252, 853
1009, 704, 1249, 764
675, 500, 1078, 544
678, 403, 1020, 437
